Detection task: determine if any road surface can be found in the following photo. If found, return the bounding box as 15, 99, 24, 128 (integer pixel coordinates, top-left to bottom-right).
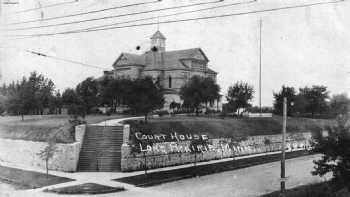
3, 154, 329, 197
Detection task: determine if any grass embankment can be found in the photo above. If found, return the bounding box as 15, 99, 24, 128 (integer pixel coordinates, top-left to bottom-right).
261, 181, 349, 197
44, 183, 125, 194
0, 114, 125, 143
115, 150, 310, 187
0, 165, 74, 189
126, 115, 334, 138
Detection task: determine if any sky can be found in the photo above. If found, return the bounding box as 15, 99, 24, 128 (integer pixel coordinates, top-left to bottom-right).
0, 0, 349, 107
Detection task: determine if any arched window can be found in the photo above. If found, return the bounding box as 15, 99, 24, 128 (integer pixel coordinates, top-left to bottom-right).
168, 76, 172, 88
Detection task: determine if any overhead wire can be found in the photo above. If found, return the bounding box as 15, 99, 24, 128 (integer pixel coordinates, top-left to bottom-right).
8, 0, 79, 15
5, 0, 224, 30
6, 0, 161, 25
7, 0, 344, 39
7, 0, 256, 33
0, 46, 106, 70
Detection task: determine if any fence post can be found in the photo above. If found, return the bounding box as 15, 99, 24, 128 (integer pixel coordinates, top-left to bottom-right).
143, 152, 147, 175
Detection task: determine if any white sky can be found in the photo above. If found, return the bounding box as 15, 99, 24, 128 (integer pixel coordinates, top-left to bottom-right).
0, 0, 349, 107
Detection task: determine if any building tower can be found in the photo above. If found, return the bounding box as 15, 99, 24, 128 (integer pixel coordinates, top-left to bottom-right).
150, 30, 166, 52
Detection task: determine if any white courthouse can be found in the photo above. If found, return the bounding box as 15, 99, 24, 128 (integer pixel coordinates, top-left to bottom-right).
103, 31, 218, 110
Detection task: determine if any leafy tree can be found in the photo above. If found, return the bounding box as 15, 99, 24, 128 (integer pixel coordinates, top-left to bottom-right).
0, 93, 6, 114
5, 78, 35, 120
226, 81, 254, 116
273, 86, 296, 115
180, 76, 203, 115
1, 72, 58, 118
50, 91, 63, 114
180, 76, 220, 115
98, 76, 115, 108
37, 138, 58, 178
29, 72, 55, 115
293, 94, 308, 115
202, 77, 221, 112
62, 88, 85, 119
329, 93, 350, 117
123, 77, 164, 122
312, 115, 350, 190
76, 77, 99, 114
299, 85, 329, 118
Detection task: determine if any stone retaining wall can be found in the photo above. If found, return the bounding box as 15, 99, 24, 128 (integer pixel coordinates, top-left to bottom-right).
0, 124, 86, 172
121, 129, 312, 172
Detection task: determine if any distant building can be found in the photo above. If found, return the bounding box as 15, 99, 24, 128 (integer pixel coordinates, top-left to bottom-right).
103, 30, 219, 110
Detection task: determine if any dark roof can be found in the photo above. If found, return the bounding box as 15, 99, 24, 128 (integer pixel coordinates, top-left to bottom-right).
151, 30, 166, 40
113, 48, 214, 72
113, 53, 146, 67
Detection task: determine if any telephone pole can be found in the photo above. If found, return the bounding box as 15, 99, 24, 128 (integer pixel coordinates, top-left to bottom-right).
280, 97, 287, 197
259, 18, 262, 114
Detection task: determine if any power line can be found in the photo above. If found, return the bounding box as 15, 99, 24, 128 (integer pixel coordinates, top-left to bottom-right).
7, 0, 344, 39
0, 46, 106, 70
6, 0, 161, 25
8, 0, 256, 34
5, 0, 223, 30
8, 0, 79, 15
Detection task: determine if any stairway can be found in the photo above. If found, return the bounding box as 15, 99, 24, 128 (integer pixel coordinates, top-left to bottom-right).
77, 125, 124, 172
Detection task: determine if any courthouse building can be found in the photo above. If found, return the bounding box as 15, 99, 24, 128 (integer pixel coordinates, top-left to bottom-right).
104, 30, 219, 109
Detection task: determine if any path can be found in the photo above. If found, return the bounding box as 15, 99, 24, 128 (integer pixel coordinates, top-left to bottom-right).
1, 154, 328, 197
92, 116, 144, 126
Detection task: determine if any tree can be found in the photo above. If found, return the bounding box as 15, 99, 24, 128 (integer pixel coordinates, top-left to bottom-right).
76, 77, 99, 114
312, 115, 350, 190
123, 77, 164, 122
0, 93, 6, 114
299, 85, 329, 117
5, 77, 35, 120
1, 72, 58, 118
273, 86, 296, 115
29, 72, 56, 115
293, 94, 309, 115
180, 76, 220, 115
98, 76, 115, 108
329, 93, 350, 117
180, 76, 203, 115
37, 139, 58, 178
62, 88, 85, 119
202, 77, 221, 112
226, 81, 254, 116
49, 91, 63, 114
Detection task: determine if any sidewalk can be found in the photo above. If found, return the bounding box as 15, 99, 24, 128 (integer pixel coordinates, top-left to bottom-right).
0, 148, 309, 193
92, 116, 144, 126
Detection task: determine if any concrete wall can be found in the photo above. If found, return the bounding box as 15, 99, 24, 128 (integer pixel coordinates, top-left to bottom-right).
121, 131, 312, 172
0, 124, 86, 172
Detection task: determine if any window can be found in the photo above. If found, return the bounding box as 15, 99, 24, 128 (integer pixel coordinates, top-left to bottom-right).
168, 76, 172, 88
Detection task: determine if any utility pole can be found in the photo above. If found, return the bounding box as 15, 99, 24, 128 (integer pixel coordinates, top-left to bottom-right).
280, 97, 287, 197
259, 18, 262, 115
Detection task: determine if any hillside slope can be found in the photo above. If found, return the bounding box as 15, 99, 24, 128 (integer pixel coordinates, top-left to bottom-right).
126, 116, 334, 138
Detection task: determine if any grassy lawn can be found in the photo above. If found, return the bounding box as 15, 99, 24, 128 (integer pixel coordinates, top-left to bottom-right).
0, 165, 74, 189
126, 115, 334, 138
115, 150, 310, 187
0, 114, 125, 143
44, 183, 125, 194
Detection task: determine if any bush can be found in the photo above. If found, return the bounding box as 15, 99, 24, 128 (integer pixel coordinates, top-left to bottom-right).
157, 110, 169, 117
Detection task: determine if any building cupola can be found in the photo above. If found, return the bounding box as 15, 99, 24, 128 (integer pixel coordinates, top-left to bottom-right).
150, 30, 166, 52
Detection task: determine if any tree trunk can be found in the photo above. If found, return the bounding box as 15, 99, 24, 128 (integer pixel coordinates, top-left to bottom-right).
144, 113, 148, 123
46, 159, 49, 179
217, 100, 219, 112
21, 113, 24, 121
